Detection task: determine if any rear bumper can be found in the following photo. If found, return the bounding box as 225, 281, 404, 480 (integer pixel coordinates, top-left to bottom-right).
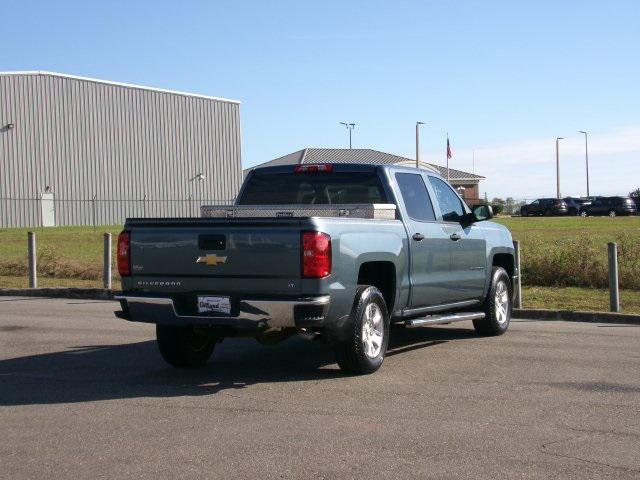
114, 295, 331, 329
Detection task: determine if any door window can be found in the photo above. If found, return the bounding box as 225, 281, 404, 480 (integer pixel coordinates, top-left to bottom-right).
428, 176, 465, 222
395, 173, 436, 222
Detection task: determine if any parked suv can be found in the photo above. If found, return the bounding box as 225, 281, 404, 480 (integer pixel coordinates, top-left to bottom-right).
583, 196, 638, 217
520, 198, 568, 216
563, 197, 591, 216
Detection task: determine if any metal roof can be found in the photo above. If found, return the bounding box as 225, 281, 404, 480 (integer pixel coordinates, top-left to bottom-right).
248, 148, 484, 181
0, 71, 241, 104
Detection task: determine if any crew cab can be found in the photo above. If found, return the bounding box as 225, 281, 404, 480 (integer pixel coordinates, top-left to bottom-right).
115, 163, 517, 374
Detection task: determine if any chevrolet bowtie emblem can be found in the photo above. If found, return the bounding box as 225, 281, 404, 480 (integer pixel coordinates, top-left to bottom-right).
196, 254, 227, 266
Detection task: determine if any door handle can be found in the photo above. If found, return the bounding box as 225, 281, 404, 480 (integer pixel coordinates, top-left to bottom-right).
412, 233, 425, 241
450, 233, 461, 241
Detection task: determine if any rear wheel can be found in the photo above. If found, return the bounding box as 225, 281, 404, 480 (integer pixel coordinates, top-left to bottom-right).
521, 208, 529, 217
156, 325, 216, 367
609, 210, 617, 217
333, 286, 389, 375
474, 267, 512, 336
580, 210, 588, 217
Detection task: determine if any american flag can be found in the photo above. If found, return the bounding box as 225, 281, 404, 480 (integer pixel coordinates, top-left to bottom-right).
446, 135, 452, 159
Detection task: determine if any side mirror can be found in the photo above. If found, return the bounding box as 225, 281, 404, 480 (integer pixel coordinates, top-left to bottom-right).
469, 204, 494, 223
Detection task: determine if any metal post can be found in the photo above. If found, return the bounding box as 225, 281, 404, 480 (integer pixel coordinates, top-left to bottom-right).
28, 231, 37, 288
92, 194, 97, 231
340, 122, 355, 149
579, 131, 590, 197
555, 137, 564, 199
103, 233, 112, 290
608, 242, 620, 312
513, 240, 522, 309
415, 122, 424, 169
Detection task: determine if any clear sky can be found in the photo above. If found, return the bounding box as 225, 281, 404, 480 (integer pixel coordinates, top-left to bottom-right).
2, 0, 639, 199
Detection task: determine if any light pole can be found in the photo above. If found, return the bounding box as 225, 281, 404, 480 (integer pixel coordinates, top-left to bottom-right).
556, 137, 564, 199
340, 122, 356, 149
415, 121, 425, 168
579, 130, 590, 197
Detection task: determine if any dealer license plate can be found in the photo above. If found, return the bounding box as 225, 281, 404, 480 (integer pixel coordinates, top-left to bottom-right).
197, 296, 231, 315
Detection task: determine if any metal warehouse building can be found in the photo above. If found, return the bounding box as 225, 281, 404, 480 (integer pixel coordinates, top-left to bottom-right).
0, 71, 242, 228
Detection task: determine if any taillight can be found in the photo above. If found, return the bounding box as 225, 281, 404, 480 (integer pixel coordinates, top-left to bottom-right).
117, 231, 131, 276
294, 164, 333, 173
301, 232, 331, 278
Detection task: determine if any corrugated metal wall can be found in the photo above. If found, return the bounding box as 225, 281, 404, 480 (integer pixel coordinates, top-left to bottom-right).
0, 72, 242, 228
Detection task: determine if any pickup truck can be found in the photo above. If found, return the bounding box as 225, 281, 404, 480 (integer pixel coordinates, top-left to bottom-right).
115, 163, 517, 374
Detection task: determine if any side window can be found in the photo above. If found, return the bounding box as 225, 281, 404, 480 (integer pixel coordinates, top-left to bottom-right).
531, 200, 540, 205
428, 176, 465, 222
395, 173, 436, 222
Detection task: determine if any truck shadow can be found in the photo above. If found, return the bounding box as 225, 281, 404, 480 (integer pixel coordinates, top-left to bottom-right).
0, 326, 475, 406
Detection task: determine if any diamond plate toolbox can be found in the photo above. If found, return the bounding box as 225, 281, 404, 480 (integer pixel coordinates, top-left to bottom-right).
200, 204, 397, 220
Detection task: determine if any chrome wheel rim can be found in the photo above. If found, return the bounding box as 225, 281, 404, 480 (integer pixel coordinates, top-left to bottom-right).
362, 303, 384, 359
494, 280, 510, 325
609, 211, 616, 217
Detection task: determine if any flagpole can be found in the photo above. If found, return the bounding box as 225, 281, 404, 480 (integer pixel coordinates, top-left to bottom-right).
446, 133, 450, 182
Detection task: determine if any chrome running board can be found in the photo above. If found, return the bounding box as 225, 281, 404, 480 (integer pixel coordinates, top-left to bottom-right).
405, 311, 485, 328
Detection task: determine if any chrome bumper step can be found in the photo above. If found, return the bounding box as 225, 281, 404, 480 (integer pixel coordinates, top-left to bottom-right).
405, 311, 485, 328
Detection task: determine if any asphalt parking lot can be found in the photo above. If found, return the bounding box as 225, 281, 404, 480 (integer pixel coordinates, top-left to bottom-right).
0, 296, 639, 479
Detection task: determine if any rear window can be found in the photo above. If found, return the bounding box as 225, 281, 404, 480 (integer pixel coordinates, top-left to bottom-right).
239, 171, 387, 205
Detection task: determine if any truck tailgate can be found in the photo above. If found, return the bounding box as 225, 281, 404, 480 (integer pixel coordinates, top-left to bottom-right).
126, 219, 303, 294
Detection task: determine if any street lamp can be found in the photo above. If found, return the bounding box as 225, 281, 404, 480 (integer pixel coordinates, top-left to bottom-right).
556, 137, 564, 199
579, 131, 590, 197
340, 122, 356, 149
415, 122, 425, 168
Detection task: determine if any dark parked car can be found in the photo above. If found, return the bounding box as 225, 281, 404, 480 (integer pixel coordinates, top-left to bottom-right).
582, 196, 638, 217
563, 197, 591, 216
520, 198, 568, 216
632, 196, 640, 209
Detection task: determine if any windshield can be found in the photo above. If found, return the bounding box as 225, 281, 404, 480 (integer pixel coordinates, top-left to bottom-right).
238, 171, 387, 205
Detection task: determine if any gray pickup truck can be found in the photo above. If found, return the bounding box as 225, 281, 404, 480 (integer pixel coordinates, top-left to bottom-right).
115, 163, 516, 374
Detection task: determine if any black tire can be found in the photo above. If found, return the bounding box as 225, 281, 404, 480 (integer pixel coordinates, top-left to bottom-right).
520, 208, 528, 217
473, 267, 512, 336
156, 324, 216, 367
544, 208, 552, 217
333, 286, 390, 375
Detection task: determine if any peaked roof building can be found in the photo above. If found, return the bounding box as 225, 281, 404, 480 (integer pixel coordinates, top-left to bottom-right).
245, 148, 485, 202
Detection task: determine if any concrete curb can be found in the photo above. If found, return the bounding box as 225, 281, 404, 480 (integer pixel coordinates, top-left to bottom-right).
0, 288, 115, 301
513, 308, 640, 325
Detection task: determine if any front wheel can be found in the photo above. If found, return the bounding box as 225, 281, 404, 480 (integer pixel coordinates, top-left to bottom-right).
609, 210, 617, 217
156, 325, 216, 367
333, 286, 390, 375
580, 210, 588, 217
474, 267, 512, 336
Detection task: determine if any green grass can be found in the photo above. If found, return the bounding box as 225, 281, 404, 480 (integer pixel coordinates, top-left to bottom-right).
0, 225, 123, 283
522, 286, 640, 315
1, 218, 639, 314
494, 216, 640, 290
494, 216, 640, 243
